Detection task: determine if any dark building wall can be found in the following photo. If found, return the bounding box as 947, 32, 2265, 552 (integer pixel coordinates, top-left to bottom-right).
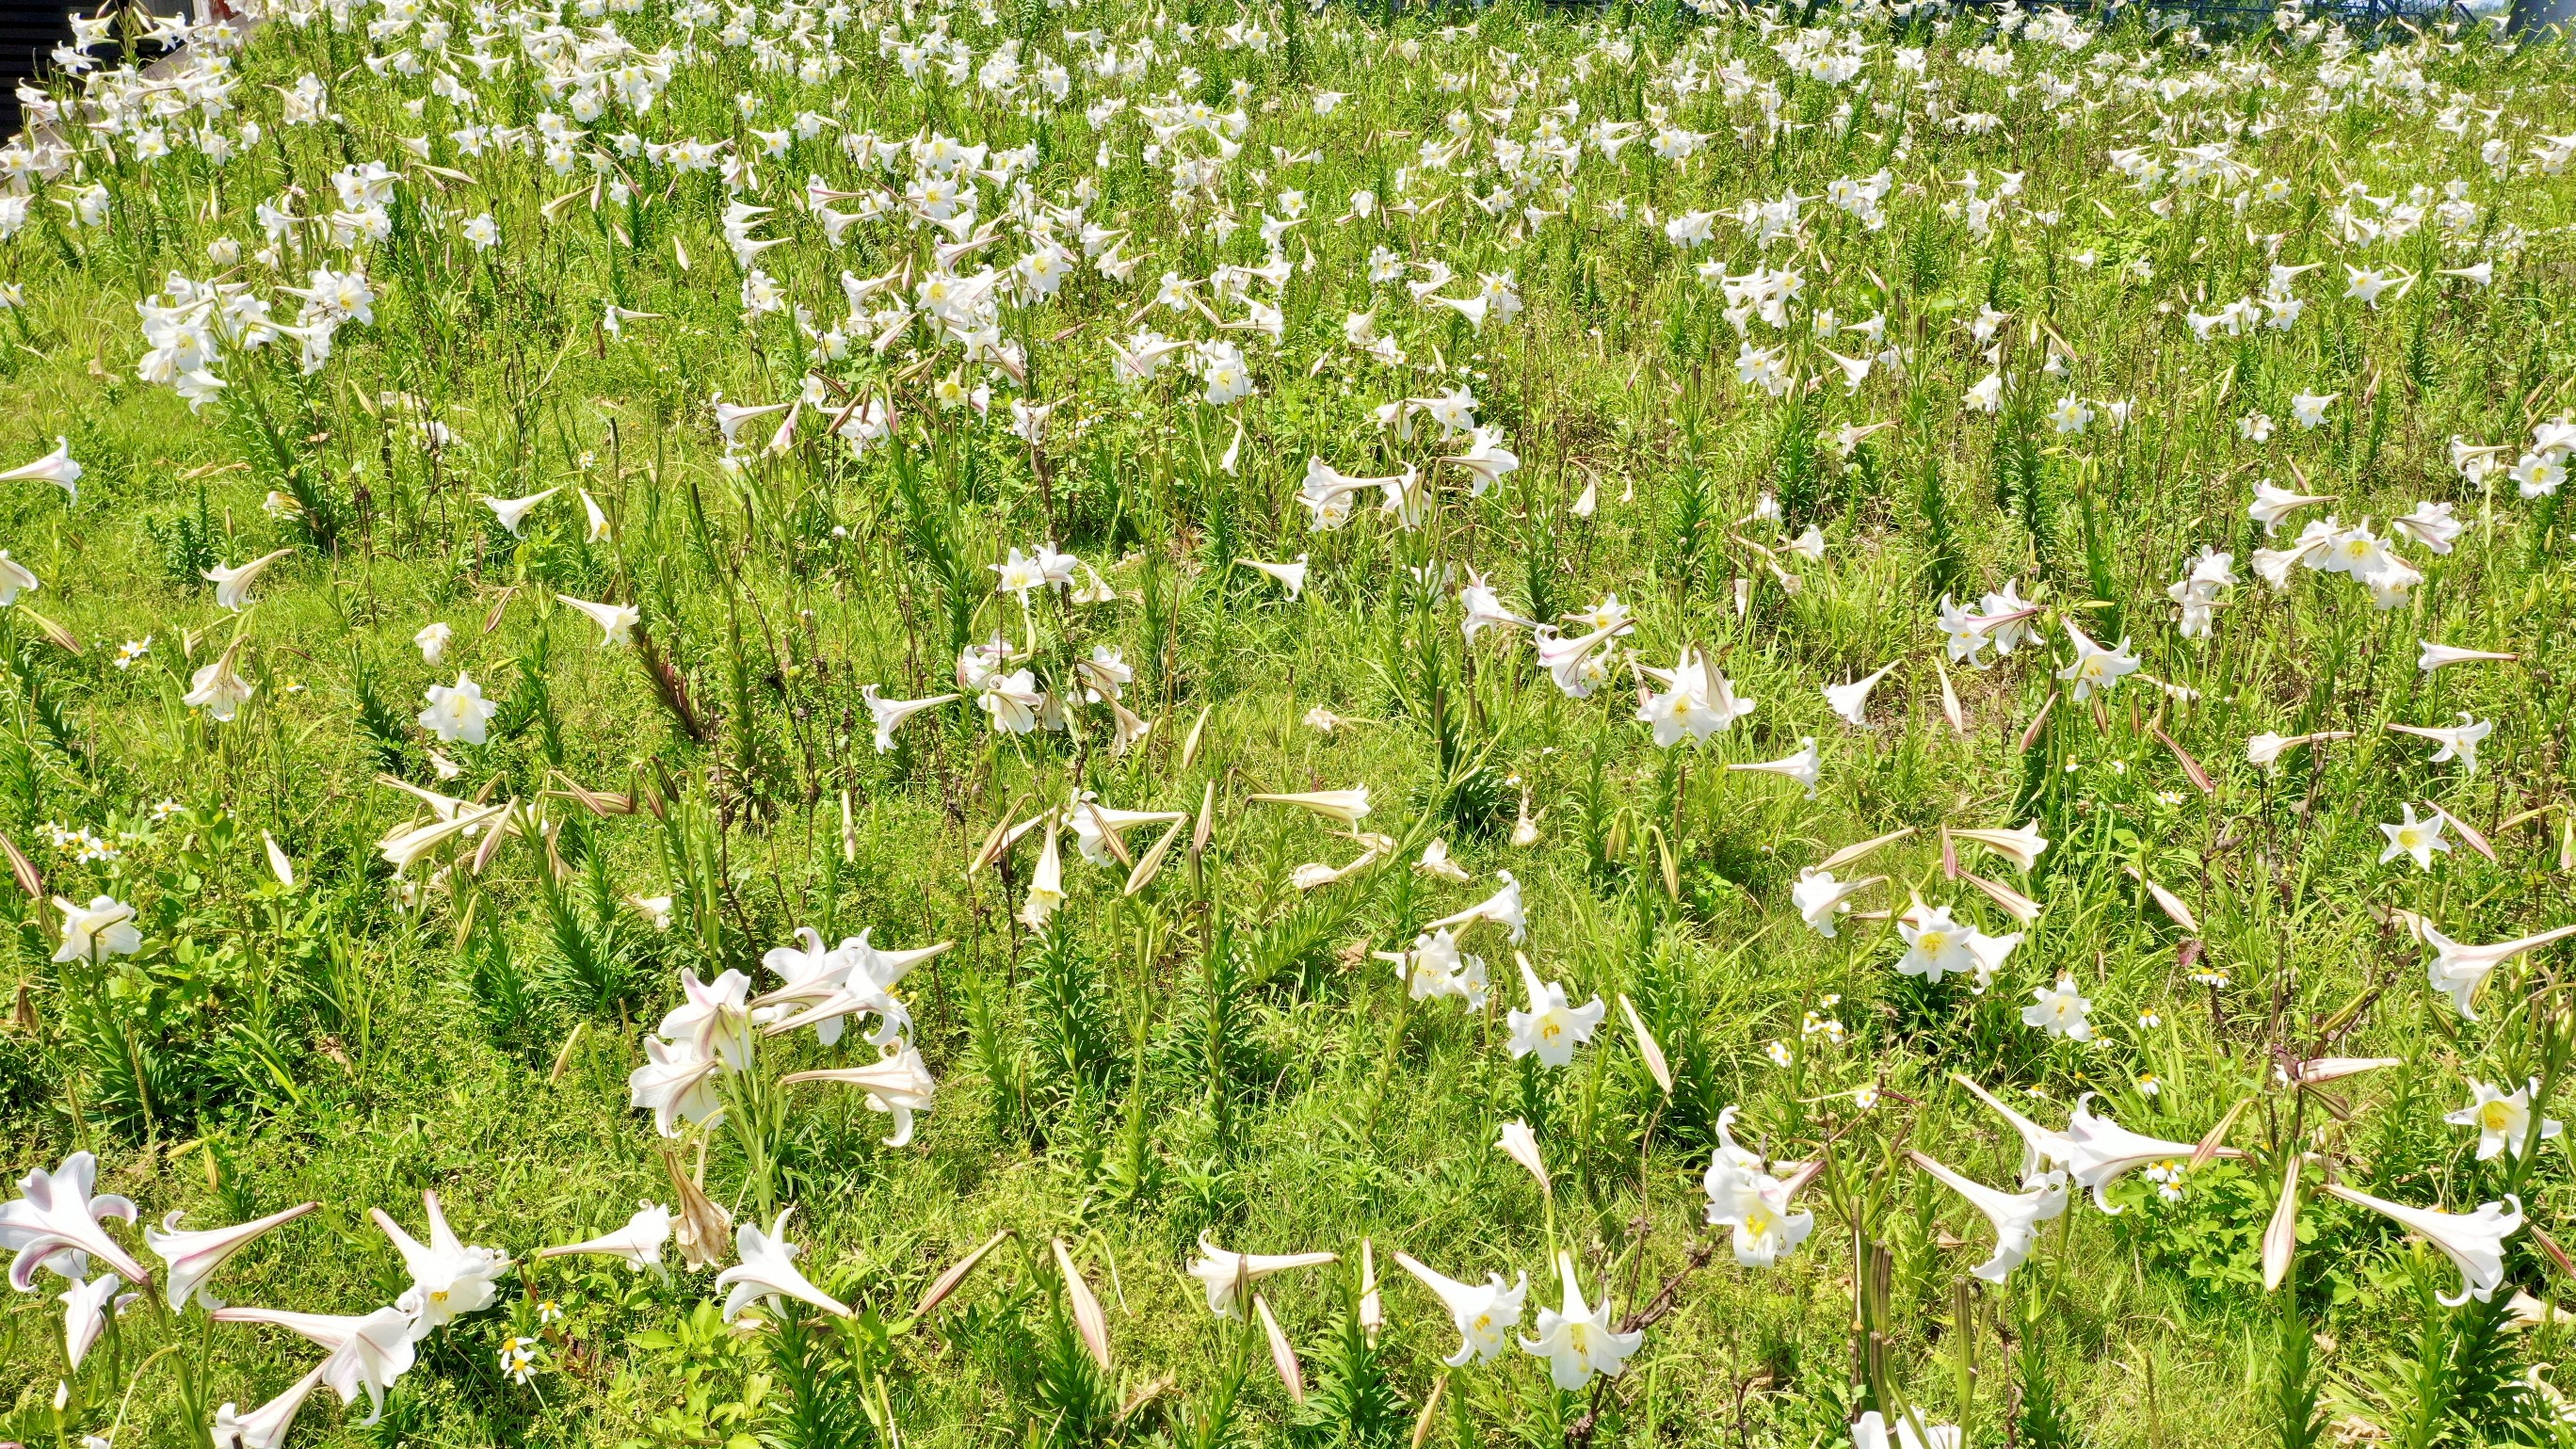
0, 0, 75, 136
0, 0, 192, 139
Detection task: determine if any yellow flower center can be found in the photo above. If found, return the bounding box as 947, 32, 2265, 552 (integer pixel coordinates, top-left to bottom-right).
2482, 1102, 2515, 1131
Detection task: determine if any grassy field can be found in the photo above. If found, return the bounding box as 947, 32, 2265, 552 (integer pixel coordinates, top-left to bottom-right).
3, 0, 2576, 1443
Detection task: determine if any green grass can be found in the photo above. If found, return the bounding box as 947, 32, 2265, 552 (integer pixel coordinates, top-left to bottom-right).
4, 0, 2576, 1444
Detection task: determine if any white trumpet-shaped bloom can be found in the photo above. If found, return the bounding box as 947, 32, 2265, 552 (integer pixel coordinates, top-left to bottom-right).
556, 593, 639, 647
482, 485, 563, 537
205, 549, 294, 611
0, 436, 82, 501
2061, 1095, 2226, 1213
781, 1042, 938, 1147
861, 685, 958, 751
1518, 1250, 1643, 1391
1895, 899, 2020, 990
1792, 868, 1876, 938
2, 1150, 145, 1290
2319, 1183, 2520, 1307
1823, 664, 1895, 726
211, 1305, 418, 1426
2446, 1079, 2562, 1161
53, 894, 141, 964
1186, 1233, 1337, 1318
539, 1203, 672, 1274
371, 1191, 509, 1333
1424, 870, 1526, 942
716, 1209, 851, 1322
1908, 1151, 2068, 1282
1393, 1251, 1527, 1366
1703, 1143, 1815, 1269
419, 672, 500, 746
1635, 645, 1755, 746
2419, 921, 2576, 1021
1729, 737, 1821, 797
146, 1200, 317, 1310
212, 1362, 330, 1449
1505, 956, 1605, 1068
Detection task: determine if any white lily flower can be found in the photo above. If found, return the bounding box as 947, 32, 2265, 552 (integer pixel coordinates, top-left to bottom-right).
1248, 786, 1372, 824
1495, 1119, 1551, 1198
372, 1191, 509, 1333
555, 594, 639, 647
0, 436, 82, 501
419, 672, 500, 746
1505, 955, 1605, 1068
1425, 870, 1526, 942
2055, 620, 2140, 700
1186, 1233, 1337, 1318
716, 1209, 851, 1321
1457, 568, 1536, 639
1532, 616, 1634, 699
1908, 1151, 2068, 1282
1440, 426, 1519, 494
626, 1035, 726, 1137
2378, 803, 2450, 871
656, 968, 756, 1068
1728, 737, 1821, 797
1895, 899, 2021, 990
781, 1041, 938, 1146
2447, 1079, 2562, 1161
2318, 1183, 2520, 1306
1949, 822, 2049, 872
60, 1268, 136, 1368
1018, 816, 1066, 931
146, 1200, 318, 1310
211, 1305, 418, 1425
1792, 868, 1876, 939
1517, 1250, 1643, 1390
2418, 920, 2576, 1021
1068, 796, 1186, 866
1383, 927, 1489, 1008
2388, 714, 2492, 775
537, 1203, 672, 1274
1703, 1135, 1815, 1269
2418, 640, 2516, 672
52, 894, 141, 963
1634, 645, 1755, 746
0, 551, 40, 606
1416, 837, 1473, 882
2021, 976, 2094, 1040
2256, 479, 2339, 536
1393, 1251, 1526, 1367
2059, 1095, 2230, 1212
1239, 555, 1310, 600
1823, 663, 1895, 726
203, 549, 295, 611
1, 1151, 144, 1291
212, 1361, 330, 1449
481, 485, 563, 537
